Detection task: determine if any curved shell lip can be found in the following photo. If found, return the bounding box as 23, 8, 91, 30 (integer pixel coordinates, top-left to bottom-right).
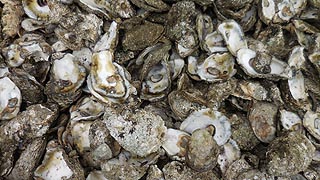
22, 0, 50, 20
87, 51, 133, 104
180, 108, 231, 146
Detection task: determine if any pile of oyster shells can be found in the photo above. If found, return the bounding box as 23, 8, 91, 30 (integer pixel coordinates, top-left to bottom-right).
0, 0, 320, 179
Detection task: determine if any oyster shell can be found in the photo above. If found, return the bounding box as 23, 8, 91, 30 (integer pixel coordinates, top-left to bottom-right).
103, 108, 167, 157
248, 101, 278, 143
186, 128, 220, 172
87, 50, 135, 104
69, 96, 105, 121
0, 77, 22, 120
22, 0, 50, 20
266, 131, 315, 176
2, 33, 52, 67
34, 140, 85, 180
303, 110, 320, 140
162, 128, 190, 158
180, 108, 232, 146
45, 53, 86, 108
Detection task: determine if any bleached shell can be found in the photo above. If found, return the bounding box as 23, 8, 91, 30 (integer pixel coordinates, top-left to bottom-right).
73, 47, 93, 72
3, 38, 52, 67
217, 139, 241, 173
303, 110, 320, 140
86, 171, 108, 180
0, 77, 22, 120
204, 31, 228, 54
287, 46, 308, 101
197, 52, 236, 82
94, 21, 118, 52
168, 52, 185, 80
71, 121, 93, 154
22, 0, 50, 20
280, 110, 302, 130
141, 61, 171, 101
87, 50, 134, 104
70, 96, 104, 121
162, 128, 190, 157
236, 48, 289, 78
217, 20, 248, 56
21, 18, 46, 32
34, 140, 84, 180
52, 53, 86, 91
180, 108, 231, 146
258, 0, 276, 24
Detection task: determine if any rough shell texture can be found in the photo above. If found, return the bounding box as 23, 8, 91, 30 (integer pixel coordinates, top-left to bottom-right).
266, 131, 315, 176
103, 108, 166, 157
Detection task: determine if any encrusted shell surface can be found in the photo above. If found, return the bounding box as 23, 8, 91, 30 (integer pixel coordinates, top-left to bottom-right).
266, 132, 315, 176
186, 128, 220, 172
248, 101, 278, 143
103, 108, 167, 157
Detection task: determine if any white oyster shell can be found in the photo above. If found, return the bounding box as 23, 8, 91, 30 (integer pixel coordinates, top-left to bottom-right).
34, 141, 84, 180
70, 96, 105, 121
236, 48, 289, 78
86, 171, 108, 180
71, 121, 93, 154
204, 31, 228, 54
288, 46, 308, 101
197, 52, 236, 82
280, 110, 302, 130
87, 50, 135, 104
303, 110, 320, 140
217, 20, 248, 56
180, 108, 232, 146
141, 61, 171, 101
162, 128, 190, 157
0, 77, 22, 120
217, 139, 241, 173
22, 0, 50, 20
94, 21, 118, 52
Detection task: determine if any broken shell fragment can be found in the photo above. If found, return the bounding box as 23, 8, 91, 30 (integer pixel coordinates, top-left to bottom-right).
0, 77, 22, 120
34, 140, 85, 180
280, 109, 302, 131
